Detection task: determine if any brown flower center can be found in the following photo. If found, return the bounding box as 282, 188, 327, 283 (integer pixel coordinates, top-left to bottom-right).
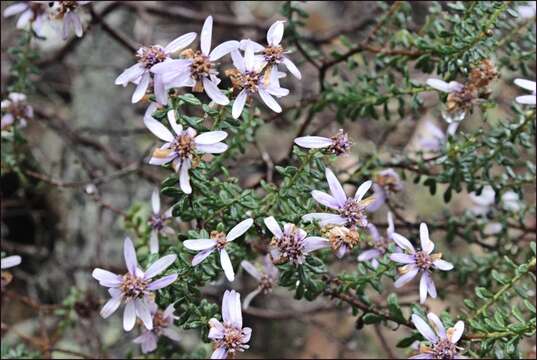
328, 130, 351, 155
326, 226, 360, 252
211, 231, 228, 250
137, 46, 167, 68
239, 71, 261, 94
270, 226, 305, 264
120, 272, 149, 299
263, 45, 284, 63
216, 325, 247, 354
339, 199, 368, 227
173, 134, 196, 160
430, 338, 458, 359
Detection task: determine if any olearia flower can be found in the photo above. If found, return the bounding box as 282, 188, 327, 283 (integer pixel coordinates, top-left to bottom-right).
322, 225, 361, 258
367, 168, 403, 212
183, 218, 254, 282
148, 188, 174, 254
240, 255, 278, 309
115, 32, 197, 104
514, 78, 536, 106
264, 216, 329, 265
294, 129, 351, 156
469, 185, 495, 216
303, 168, 375, 228
1, 92, 33, 130
133, 302, 181, 354
1, 254, 21, 289
208, 290, 252, 359
410, 313, 465, 359
239, 20, 301, 80
417, 121, 456, 153
48, 1, 90, 40
91, 237, 177, 331
150, 16, 238, 105
3, 1, 48, 36
145, 106, 228, 194
230, 40, 290, 119
390, 223, 453, 304
358, 212, 395, 268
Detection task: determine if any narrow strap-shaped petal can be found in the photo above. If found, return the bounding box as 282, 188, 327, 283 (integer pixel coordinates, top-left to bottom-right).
149, 231, 159, 254
165, 32, 197, 53
92, 268, 122, 287
210, 40, 239, 61
183, 239, 216, 251
211, 347, 228, 359
195, 131, 228, 145
144, 254, 177, 279
242, 287, 262, 310
240, 260, 261, 280
151, 188, 160, 214
419, 273, 429, 304
243, 39, 256, 71
135, 299, 153, 330
258, 88, 282, 113
267, 20, 285, 45
231, 49, 245, 73
394, 266, 419, 288
390, 253, 415, 264
411, 314, 438, 343
426, 78, 451, 93
311, 190, 340, 209
303, 236, 330, 253
263, 216, 282, 238
448, 321, 465, 343
514, 78, 536, 92
515, 94, 536, 105
302, 212, 347, 226
3, 3, 28, 17
391, 233, 416, 253
115, 63, 145, 86
220, 250, 235, 281
325, 168, 347, 207
203, 77, 229, 105
433, 259, 454, 271
232, 89, 248, 119
282, 57, 301, 79
427, 312, 446, 339
124, 237, 138, 275
123, 301, 136, 331
358, 248, 382, 262
227, 218, 254, 241
419, 223, 434, 254
132, 72, 150, 103
294, 136, 332, 149
197, 142, 228, 154
179, 160, 192, 194
1, 255, 21, 269
144, 116, 175, 142
200, 15, 213, 55
166, 109, 183, 136
100, 296, 122, 319
147, 273, 177, 290
354, 180, 372, 201
192, 248, 215, 266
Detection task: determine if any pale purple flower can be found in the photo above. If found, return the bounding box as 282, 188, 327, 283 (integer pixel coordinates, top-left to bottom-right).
302, 168, 375, 228
145, 106, 228, 194
183, 218, 253, 282
368, 169, 403, 212
358, 212, 395, 268
239, 20, 301, 80
151, 16, 238, 106
91, 237, 178, 331
240, 255, 278, 309
208, 290, 252, 359
294, 129, 351, 156
3, 1, 48, 36
1, 255, 21, 269
230, 40, 290, 119
133, 302, 181, 354
410, 313, 465, 359
390, 223, 453, 304
115, 32, 197, 104
148, 188, 174, 254
514, 78, 536, 106
264, 216, 329, 265
469, 185, 495, 216
49, 1, 90, 40
1, 92, 33, 130
418, 121, 446, 152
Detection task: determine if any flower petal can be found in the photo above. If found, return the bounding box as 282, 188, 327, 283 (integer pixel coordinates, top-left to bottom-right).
144, 118, 175, 143
200, 15, 213, 55
165, 32, 197, 53
303, 236, 330, 253
92, 268, 121, 287
115, 63, 145, 86
390, 253, 416, 264
223, 289, 242, 327
392, 233, 416, 253
100, 296, 122, 319
419, 273, 429, 304
449, 321, 465, 343
311, 190, 340, 209
195, 131, 228, 145
210, 40, 239, 61
220, 249, 235, 282
144, 254, 177, 279
150, 231, 159, 254
354, 180, 372, 201
427, 312, 446, 339
1, 255, 21, 269
147, 273, 177, 290
515, 94, 536, 105
162, 327, 182, 342
420, 223, 434, 254
264, 216, 283, 238
426, 78, 451, 93
179, 160, 192, 194
267, 20, 285, 45
433, 259, 454, 271
411, 314, 438, 343
514, 78, 536, 92
151, 188, 160, 214
243, 40, 256, 72
183, 239, 217, 251
135, 299, 153, 330
3, 3, 28, 17
302, 213, 347, 226
231, 49, 245, 73
243, 287, 262, 310
151, 59, 191, 74
258, 88, 282, 113
132, 72, 150, 103
282, 57, 301, 79
241, 260, 261, 280
294, 136, 332, 149
227, 218, 254, 241
124, 237, 138, 275
232, 90, 248, 119
358, 249, 382, 262
325, 168, 347, 206
203, 77, 229, 105
192, 248, 215, 266
123, 301, 136, 331
197, 142, 228, 154
211, 347, 228, 359
394, 266, 419, 288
